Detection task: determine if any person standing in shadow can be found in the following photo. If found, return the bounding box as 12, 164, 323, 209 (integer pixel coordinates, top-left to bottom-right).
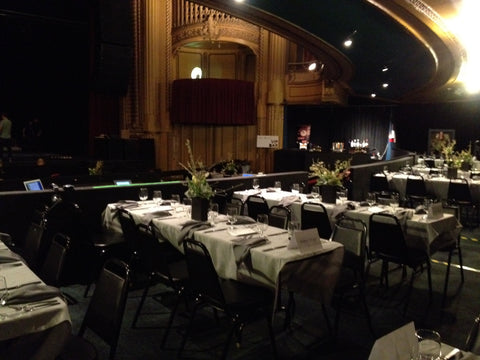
0, 112, 13, 162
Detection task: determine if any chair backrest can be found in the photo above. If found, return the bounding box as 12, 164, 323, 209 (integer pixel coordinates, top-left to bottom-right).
117, 208, 139, 252
448, 179, 472, 203
182, 239, 225, 308
226, 197, 244, 216
301, 202, 332, 239
79, 258, 130, 359
23, 221, 46, 271
369, 213, 408, 261
39, 232, 70, 286
331, 217, 367, 275
406, 175, 426, 197
268, 205, 291, 229
245, 195, 269, 220
466, 314, 480, 355
370, 173, 389, 193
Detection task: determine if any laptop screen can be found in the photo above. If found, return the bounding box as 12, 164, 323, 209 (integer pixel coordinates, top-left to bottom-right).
24, 179, 44, 191
114, 180, 132, 186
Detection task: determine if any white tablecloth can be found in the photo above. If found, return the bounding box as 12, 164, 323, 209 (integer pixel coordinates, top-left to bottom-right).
0, 242, 71, 342
102, 202, 344, 305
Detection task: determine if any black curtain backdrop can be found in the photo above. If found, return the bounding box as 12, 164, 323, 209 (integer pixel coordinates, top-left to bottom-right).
285, 100, 480, 156
171, 79, 255, 125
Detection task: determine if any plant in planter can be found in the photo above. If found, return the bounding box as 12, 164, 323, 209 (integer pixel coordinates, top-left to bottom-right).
458, 143, 474, 170
222, 159, 238, 176
309, 159, 351, 203
179, 139, 213, 221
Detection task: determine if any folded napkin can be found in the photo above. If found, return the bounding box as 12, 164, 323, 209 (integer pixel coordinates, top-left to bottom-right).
143, 211, 172, 222
415, 205, 427, 214
234, 215, 256, 225
0, 250, 24, 263
7, 284, 63, 305
176, 221, 212, 245
278, 195, 300, 207
359, 201, 370, 207
232, 236, 268, 267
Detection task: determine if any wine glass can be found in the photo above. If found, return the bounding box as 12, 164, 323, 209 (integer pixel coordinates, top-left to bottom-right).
291, 183, 300, 194
274, 181, 282, 192
256, 214, 269, 236
183, 198, 192, 218
226, 207, 238, 229
209, 203, 219, 225
311, 185, 320, 200
414, 329, 442, 360
138, 187, 148, 201
337, 189, 348, 205
0, 276, 8, 306
171, 194, 181, 213
252, 178, 260, 190
152, 190, 162, 206
390, 193, 400, 213
367, 192, 376, 206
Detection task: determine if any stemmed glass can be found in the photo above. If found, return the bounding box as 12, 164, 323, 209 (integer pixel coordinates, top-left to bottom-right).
390, 193, 400, 213
153, 190, 162, 206
256, 214, 269, 237
252, 178, 260, 190
138, 187, 148, 201
311, 185, 320, 200
337, 189, 348, 205
367, 192, 376, 206
414, 329, 442, 360
226, 207, 238, 229
171, 194, 181, 213
291, 183, 300, 194
209, 203, 219, 226
0, 276, 8, 306
183, 198, 192, 218
274, 181, 282, 192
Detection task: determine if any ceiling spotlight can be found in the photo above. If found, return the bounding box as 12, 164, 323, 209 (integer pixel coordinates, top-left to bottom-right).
308, 62, 317, 71
343, 30, 357, 48
370, 93, 377, 98
382, 66, 389, 72
382, 83, 389, 88
234, 0, 244, 2
191, 67, 202, 79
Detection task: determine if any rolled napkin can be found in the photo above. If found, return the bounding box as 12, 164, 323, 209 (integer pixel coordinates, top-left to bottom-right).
234, 215, 256, 225
232, 236, 268, 266
0, 250, 24, 263
6, 284, 63, 305
278, 195, 300, 207
176, 221, 212, 245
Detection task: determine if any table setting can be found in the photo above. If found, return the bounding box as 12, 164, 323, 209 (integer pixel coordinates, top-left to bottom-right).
0, 243, 70, 342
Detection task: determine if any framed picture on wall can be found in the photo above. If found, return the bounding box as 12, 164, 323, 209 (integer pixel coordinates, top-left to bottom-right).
428, 128, 455, 155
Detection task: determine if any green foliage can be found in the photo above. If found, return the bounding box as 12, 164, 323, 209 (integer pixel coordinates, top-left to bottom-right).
309, 159, 351, 187
179, 139, 214, 199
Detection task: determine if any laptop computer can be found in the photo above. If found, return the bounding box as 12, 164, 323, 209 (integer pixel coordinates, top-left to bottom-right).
23, 179, 44, 191
114, 179, 132, 186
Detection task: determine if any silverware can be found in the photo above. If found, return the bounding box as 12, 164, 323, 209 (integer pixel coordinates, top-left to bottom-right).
8, 299, 59, 312
262, 245, 287, 252
6, 281, 42, 291
268, 231, 288, 237
203, 227, 227, 233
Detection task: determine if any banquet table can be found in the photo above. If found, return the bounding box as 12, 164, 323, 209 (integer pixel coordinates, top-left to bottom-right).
0, 241, 71, 358
385, 172, 480, 203
345, 206, 462, 255
233, 188, 346, 227
102, 201, 344, 306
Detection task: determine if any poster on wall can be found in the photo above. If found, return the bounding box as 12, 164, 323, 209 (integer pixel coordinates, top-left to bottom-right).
296, 124, 311, 150
428, 129, 455, 155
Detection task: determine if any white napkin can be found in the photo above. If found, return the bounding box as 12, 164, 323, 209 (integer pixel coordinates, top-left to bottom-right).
368, 322, 417, 360
278, 195, 300, 207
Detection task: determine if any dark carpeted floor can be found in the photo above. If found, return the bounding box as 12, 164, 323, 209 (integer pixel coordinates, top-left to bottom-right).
63, 227, 480, 359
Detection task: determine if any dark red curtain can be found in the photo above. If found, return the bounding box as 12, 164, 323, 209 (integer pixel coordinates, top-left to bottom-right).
171, 79, 255, 125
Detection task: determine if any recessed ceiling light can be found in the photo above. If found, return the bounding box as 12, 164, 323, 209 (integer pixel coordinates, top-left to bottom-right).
370, 93, 376, 98
382, 66, 389, 72
234, 0, 244, 2
382, 83, 389, 88
343, 39, 353, 48
308, 62, 317, 71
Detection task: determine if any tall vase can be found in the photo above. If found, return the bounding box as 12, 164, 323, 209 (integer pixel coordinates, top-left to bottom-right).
321, 185, 337, 204
191, 197, 209, 221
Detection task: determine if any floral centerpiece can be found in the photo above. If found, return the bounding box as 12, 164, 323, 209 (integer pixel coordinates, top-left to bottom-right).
179, 139, 213, 220
309, 159, 351, 203
309, 159, 351, 187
